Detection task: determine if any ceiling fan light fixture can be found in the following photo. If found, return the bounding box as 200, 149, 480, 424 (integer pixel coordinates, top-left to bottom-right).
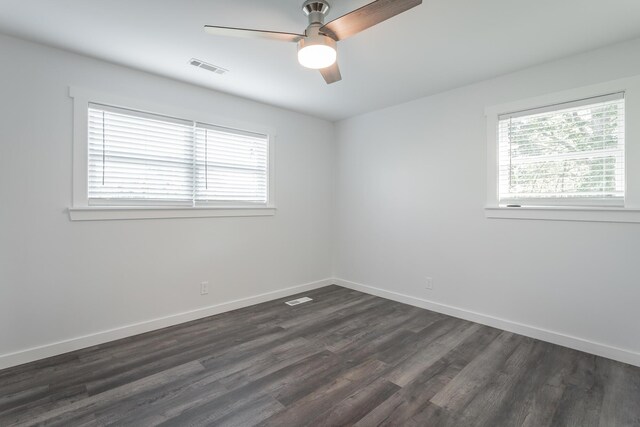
297, 34, 336, 69
204, 0, 423, 83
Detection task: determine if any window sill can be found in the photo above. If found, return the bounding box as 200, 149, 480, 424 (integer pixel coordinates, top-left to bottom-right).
485, 206, 640, 223
68, 206, 276, 221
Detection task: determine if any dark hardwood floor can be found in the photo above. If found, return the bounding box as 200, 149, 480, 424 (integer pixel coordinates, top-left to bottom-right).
1, 285, 639, 426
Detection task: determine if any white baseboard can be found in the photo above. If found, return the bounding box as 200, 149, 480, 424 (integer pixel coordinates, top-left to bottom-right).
334, 278, 640, 368
6, 277, 638, 370
0, 278, 333, 371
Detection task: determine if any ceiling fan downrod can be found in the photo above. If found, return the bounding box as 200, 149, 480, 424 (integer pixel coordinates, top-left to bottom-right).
302, 0, 331, 25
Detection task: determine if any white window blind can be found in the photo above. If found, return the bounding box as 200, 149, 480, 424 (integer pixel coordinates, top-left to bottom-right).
194, 124, 268, 204
498, 93, 625, 206
88, 104, 269, 206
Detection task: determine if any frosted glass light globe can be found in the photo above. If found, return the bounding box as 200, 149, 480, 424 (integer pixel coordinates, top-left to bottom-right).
298, 44, 337, 69
297, 34, 337, 69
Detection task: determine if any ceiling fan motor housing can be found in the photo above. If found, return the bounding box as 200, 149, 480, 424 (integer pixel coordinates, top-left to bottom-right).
297, 20, 337, 69
298, 30, 337, 53
302, 0, 331, 25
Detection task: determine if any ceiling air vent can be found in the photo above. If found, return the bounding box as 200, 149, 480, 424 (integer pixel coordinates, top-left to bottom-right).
189, 58, 228, 75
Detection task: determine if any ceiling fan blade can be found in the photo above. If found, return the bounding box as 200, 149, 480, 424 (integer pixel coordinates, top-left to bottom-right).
319, 62, 342, 84
320, 0, 422, 41
204, 25, 304, 42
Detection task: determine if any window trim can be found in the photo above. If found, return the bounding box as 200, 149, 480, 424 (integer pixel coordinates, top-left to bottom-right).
497, 92, 625, 207
69, 87, 276, 221
68, 206, 276, 221
485, 76, 640, 223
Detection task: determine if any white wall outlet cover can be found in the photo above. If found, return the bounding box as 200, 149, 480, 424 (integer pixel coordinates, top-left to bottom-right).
425, 277, 433, 290
200, 281, 209, 295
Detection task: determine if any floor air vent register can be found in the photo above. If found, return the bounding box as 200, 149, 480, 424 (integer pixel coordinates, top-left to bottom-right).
285, 297, 313, 306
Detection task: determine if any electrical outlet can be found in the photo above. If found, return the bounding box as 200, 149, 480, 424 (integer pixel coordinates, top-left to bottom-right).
425, 277, 433, 290
200, 281, 209, 295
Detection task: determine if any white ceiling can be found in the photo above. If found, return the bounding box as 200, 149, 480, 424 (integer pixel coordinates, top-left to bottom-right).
1, 0, 640, 121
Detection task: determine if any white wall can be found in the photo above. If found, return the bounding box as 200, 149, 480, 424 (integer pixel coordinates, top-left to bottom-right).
0, 34, 335, 366
3, 31, 640, 370
334, 38, 640, 365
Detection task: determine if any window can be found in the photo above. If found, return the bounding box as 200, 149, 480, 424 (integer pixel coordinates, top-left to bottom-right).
485, 77, 640, 223
69, 87, 275, 220
88, 104, 269, 207
497, 93, 625, 207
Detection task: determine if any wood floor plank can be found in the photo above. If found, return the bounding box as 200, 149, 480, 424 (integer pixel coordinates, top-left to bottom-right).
83, 325, 286, 395
94, 338, 317, 425
15, 360, 205, 427
314, 300, 440, 353
354, 325, 502, 427
549, 353, 607, 427
0, 385, 88, 426
384, 322, 482, 387
373, 317, 464, 365
484, 342, 575, 427
216, 338, 326, 390
1, 285, 639, 426
598, 357, 640, 426
447, 337, 539, 427
409, 401, 458, 426
314, 378, 400, 426
259, 359, 389, 426
268, 350, 356, 407
209, 394, 284, 427
156, 351, 337, 426
429, 330, 524, 410
274, 293, 379, 329
95, 367, 230, 426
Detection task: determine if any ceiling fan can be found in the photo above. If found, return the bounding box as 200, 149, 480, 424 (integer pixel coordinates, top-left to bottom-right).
204, 0, 422, 84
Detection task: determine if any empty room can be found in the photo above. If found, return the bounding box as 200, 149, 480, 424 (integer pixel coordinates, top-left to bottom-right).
1, 0, 640, 425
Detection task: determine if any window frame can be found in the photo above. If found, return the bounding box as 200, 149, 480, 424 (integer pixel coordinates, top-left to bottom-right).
69, 87, 276, 221
485, 77, 640, 223
497, 92, 626, 208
